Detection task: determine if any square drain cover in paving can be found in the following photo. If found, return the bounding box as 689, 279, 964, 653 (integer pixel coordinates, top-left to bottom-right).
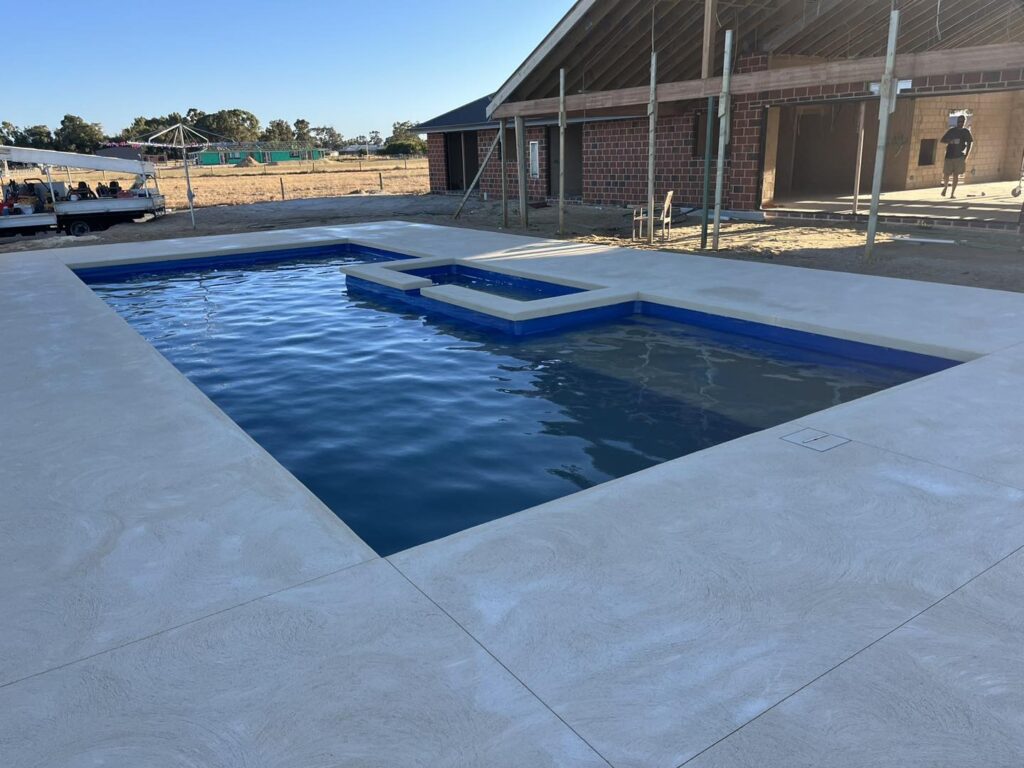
781, 428, 850, 452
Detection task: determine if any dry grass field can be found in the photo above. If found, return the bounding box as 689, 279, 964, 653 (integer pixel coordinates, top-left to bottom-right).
8, 156, 429, 209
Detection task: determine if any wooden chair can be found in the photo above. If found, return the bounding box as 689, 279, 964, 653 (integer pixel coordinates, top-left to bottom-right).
632, 190, 674, 241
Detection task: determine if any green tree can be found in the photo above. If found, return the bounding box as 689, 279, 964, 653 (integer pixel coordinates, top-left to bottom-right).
0, 121, 18, 145
388, 121, 418, 142
54, 114, 105, 153
261, 119, 294, 142
381, 139, 425, 156
195, 109, 260, 142
384, 120, 425, 154
118, 113, 183, 141
21, 124, 55, 149
311, 126, 343, 150
368, 130, 383, 146
293, 118, 311, 144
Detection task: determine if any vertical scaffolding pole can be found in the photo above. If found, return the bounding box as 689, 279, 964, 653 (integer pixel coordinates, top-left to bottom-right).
647, 51, 658, 245
515, 115, 528, 227
866, 10, 901, 259
180, 125, 197, 230
559, 68, 567, 237
499, 117, 509, 228
701, 102, 715, 248
700, 0, 718, 249
852, 100, 867, 215
712, 29, 734, 251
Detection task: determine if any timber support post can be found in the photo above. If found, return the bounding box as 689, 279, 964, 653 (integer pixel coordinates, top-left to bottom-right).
499, 118, 509, 228
712, 29, 734, 251
700, 0, 718, 248
515, 115, 528, 227
853, 100, 867, 215
647, 51, 658, 245
866, 10, 901, 259
559, 68, 567, 236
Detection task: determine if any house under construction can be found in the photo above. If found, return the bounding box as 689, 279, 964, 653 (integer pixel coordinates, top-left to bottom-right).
420, 0, 1024, 230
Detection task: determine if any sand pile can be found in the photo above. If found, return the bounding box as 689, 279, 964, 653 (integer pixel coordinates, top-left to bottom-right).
235, 155, 262, 167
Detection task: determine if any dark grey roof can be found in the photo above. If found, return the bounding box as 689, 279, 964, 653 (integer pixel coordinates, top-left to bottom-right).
415, 95, 497, 134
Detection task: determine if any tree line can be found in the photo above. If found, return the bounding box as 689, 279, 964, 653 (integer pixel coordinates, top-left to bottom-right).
0, 109, 426, 156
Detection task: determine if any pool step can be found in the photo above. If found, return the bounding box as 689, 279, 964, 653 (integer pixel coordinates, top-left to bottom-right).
420, 284, 638, 334
342, 258, 636, 335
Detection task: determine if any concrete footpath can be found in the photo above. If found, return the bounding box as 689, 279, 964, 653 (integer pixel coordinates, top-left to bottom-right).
2, 222, 1023, 767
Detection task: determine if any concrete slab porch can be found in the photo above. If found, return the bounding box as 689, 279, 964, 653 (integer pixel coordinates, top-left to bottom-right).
3, 221, 1024, 766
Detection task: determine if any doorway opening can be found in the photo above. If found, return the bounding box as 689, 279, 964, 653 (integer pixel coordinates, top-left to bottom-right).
444, 131, 479, 191
761, 91, 1024, 225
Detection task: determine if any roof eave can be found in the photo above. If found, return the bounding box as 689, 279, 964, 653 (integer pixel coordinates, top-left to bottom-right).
485, 0, 600, 119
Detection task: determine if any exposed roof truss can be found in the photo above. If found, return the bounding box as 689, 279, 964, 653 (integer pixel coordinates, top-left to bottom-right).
488, 0, 1024, 117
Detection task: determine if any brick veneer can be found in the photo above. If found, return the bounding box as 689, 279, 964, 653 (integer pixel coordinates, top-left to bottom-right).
582, 114, 700, 206
427, 133, 448, 192
426, 58, 1024, 210
476, 127, 549, 202
580, 53, 769, 209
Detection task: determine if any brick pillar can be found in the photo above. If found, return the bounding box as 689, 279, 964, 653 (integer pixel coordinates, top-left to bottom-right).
726, 53, 770, 211
427, 133, 448, 193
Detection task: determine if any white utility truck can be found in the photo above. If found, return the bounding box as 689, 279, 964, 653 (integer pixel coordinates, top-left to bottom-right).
0, 146, 165, 237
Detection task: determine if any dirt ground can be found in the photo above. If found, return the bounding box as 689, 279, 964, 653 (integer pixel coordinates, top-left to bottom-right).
2, 192, 1022, 292
6, 156, 429, 209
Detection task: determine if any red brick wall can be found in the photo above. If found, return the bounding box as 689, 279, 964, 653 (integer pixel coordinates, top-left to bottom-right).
578, 56, 1024, 211
477, 127, 549, 202
583, 115, 694, 206
580, 53, 771, 210
426, 128, 550, 200
428, 61, 1024, 208
427, 133, 448, 193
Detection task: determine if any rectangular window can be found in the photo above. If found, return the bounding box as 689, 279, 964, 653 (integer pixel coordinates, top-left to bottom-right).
918, 138, 937, 166
529, 140, 540, 178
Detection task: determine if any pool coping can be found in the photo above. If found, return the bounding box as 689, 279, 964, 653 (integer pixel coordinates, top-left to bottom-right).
5, 220, 1024, 765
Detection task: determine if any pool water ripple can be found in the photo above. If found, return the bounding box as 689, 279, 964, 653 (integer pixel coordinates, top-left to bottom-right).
90, 252, 918, 555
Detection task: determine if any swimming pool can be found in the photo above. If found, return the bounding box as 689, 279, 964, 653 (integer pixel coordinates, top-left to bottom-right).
87, 246, 924, 555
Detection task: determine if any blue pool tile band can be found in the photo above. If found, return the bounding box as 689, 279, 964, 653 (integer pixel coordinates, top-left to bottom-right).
75, 242, 406, 282
77, 243, 957, 375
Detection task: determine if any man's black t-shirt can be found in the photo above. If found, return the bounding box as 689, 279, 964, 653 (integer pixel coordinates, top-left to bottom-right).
942, 127, 973, 159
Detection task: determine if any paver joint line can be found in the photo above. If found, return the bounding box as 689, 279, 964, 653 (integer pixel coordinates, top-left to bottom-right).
0, 557, 379, 692
794, 423, 1024, 497
675, 540, 1024, 768
385, 559, 616, 768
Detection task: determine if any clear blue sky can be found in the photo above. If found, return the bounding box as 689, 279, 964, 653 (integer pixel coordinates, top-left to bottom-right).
6, 0, 572, 138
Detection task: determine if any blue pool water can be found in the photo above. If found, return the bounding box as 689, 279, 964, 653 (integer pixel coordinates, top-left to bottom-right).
405, 264, 583, 301
89, 248, 921, 555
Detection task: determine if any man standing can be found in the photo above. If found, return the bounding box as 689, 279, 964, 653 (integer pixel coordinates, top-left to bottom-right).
940, 115, 974, 199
